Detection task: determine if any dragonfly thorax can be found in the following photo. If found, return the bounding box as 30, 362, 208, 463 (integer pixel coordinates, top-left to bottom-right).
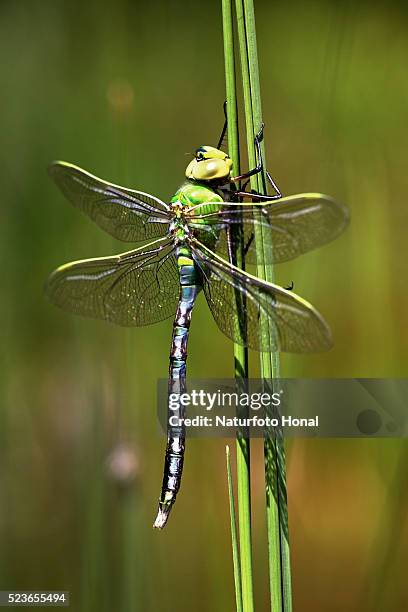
170, 201, 188, 217
169, 202, 190, 243
169, 181, 224, 251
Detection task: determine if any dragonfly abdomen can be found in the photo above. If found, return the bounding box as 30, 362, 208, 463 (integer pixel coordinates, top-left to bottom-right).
154, 250, 200, 529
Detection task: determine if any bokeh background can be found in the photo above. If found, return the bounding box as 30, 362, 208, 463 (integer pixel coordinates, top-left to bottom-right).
1, 0, 408, 610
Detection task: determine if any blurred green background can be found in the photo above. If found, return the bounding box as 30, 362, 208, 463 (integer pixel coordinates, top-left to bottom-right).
1, 0, 407, 610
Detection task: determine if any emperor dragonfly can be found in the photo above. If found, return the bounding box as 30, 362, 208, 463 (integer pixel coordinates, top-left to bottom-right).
46, 128, 348, 528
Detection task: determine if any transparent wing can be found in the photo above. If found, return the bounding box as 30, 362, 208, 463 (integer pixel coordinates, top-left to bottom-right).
190, 238, 332, 353
49, 161, 171, 242
46, 237, 179, 326
187, 193, 349, 263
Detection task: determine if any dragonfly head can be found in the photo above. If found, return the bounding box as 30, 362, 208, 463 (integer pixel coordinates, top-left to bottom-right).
185, 146, 232, 183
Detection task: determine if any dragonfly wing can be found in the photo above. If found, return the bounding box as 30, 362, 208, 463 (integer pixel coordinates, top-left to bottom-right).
188, 193, 349, 263
264, 193, 349, 261
49, 161, 171, 242
187, 205, 269, 264
46, 237, 179, 326
190, 238, 332, 353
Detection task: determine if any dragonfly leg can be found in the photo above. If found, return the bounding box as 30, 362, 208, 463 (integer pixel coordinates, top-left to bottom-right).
217, 100, 228, 150
231, 189, 281, 202
230, 123, 282, 199
284, 281, 294, 291
230, 124, 264, 182
265, 169, 282, 198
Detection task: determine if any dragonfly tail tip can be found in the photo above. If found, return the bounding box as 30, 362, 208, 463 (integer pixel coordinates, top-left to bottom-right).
153, 506, 172, 530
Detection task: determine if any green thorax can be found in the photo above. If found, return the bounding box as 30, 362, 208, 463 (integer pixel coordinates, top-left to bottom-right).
171, 180, 224, 252
171, 181, 223, 216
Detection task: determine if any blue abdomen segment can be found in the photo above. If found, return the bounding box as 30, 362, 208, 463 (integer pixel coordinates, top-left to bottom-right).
153, 253, 200, 528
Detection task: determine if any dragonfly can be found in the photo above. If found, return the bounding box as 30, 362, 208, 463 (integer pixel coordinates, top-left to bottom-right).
46, 125, 349, 529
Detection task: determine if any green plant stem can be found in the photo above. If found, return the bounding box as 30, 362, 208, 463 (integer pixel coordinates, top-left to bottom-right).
226, 446, 243, 612
235, 1, 292, 610
222, 2, 254, 611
